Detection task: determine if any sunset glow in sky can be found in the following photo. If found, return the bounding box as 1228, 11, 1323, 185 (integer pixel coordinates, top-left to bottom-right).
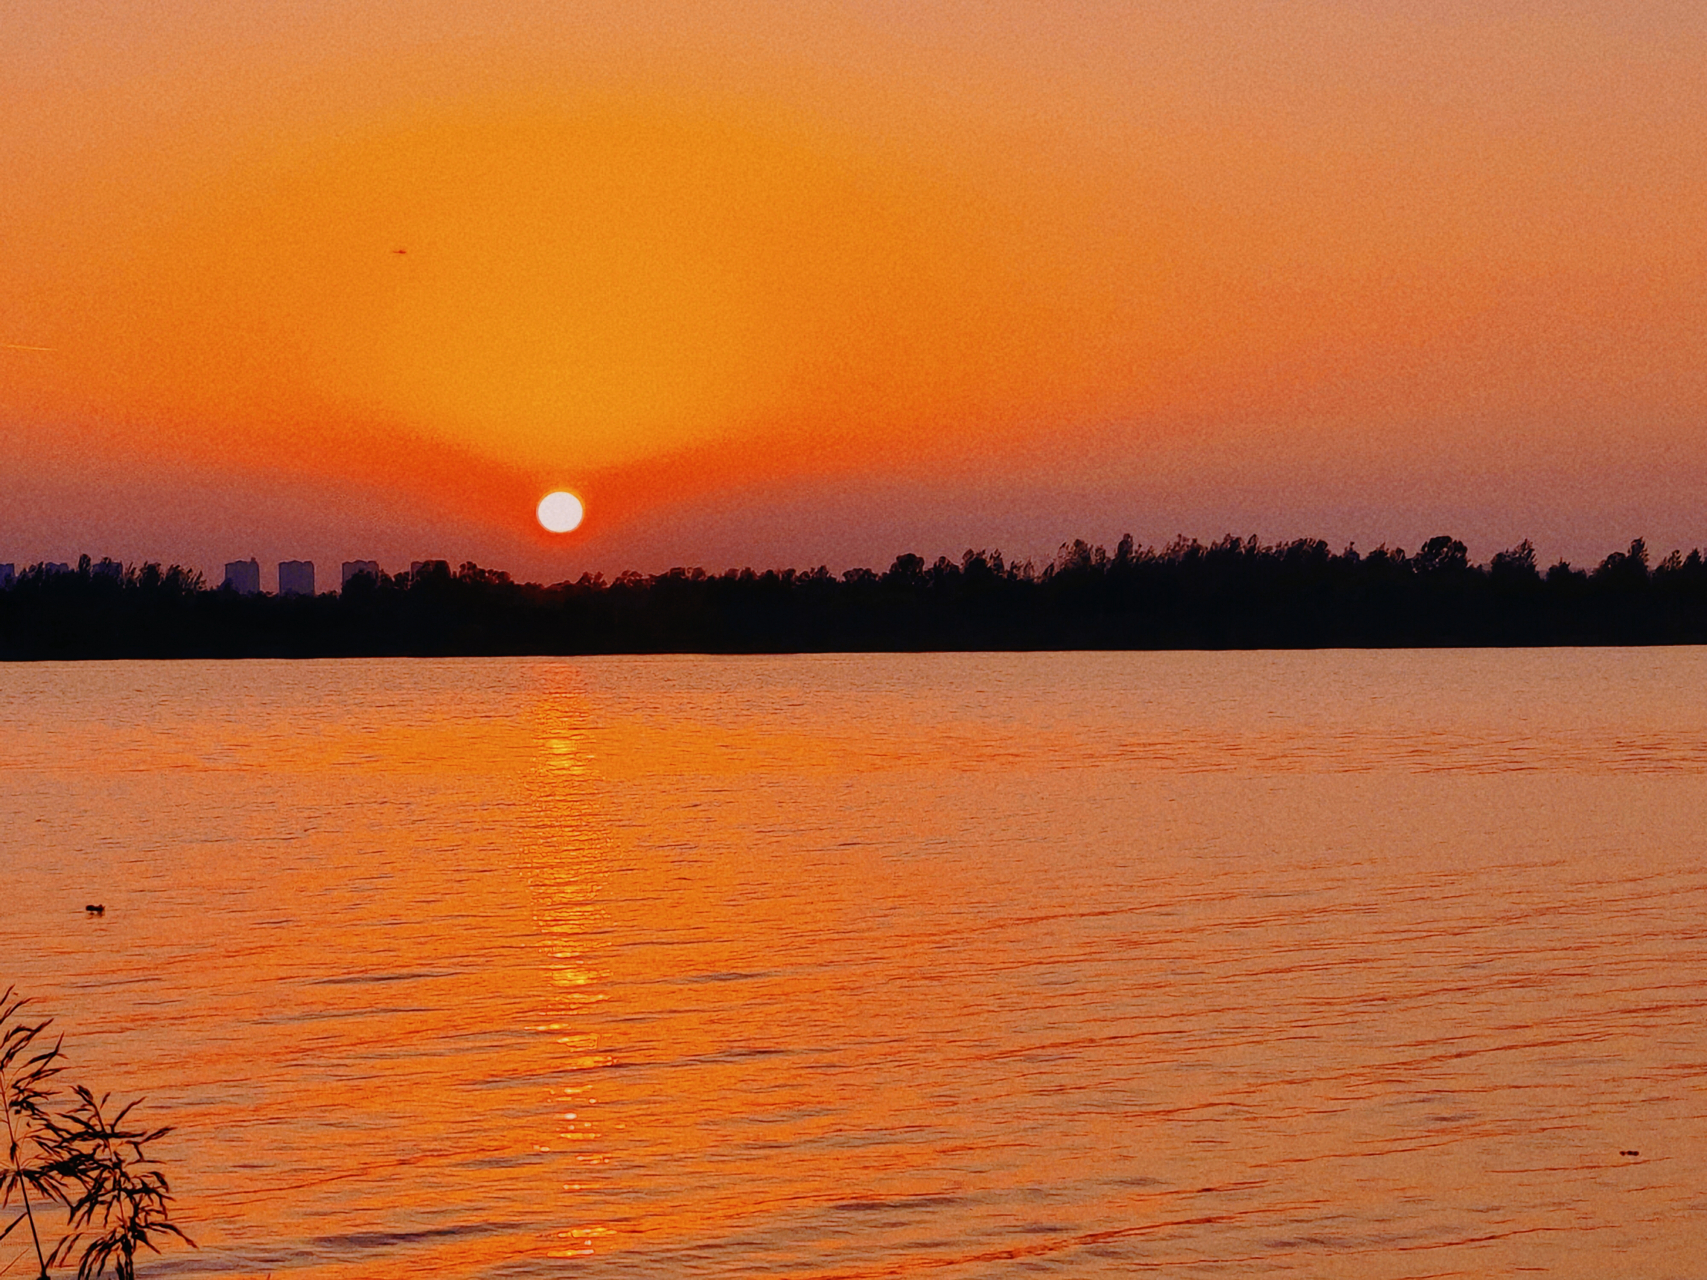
4, 1, 1705, 579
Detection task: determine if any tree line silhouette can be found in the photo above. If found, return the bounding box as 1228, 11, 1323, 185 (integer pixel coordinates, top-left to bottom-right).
3, 536, 1706, 658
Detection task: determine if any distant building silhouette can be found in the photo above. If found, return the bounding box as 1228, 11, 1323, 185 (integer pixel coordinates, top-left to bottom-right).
341, 560, 380, 588
92, 558, 123, 580
224, 558, 260, 595
279, 560, 315, 597
42, 563, 71, 576
0, 564, 13, 590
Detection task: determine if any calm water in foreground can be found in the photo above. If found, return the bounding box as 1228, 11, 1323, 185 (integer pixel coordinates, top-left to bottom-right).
3, 652, 1705, 1279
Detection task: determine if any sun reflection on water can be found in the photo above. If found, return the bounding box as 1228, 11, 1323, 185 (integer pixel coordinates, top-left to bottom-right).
518, 667, 621, 1258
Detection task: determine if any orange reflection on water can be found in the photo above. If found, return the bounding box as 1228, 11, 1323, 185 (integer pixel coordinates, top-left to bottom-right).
3, 652, 1707, 1278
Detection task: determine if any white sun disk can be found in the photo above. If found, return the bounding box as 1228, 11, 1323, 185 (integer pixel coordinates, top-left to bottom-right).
537, 490, 585, 533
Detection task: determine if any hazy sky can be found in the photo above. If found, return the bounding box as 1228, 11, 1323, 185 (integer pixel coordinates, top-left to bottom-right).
4, 0, 1705, 582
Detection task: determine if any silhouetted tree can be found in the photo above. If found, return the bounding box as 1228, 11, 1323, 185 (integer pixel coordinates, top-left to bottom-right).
7, 537, 1707, 657
1491, 541, 1540, 579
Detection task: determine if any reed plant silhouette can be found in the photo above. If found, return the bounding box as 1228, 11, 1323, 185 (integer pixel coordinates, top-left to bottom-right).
0, 988, 192, 1280
1, 988, 69, 1278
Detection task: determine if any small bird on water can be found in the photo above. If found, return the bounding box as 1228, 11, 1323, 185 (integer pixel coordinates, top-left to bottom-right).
85, 904, 104, 915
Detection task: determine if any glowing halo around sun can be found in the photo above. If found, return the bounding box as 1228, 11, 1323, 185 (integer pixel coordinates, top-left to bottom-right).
536, 490, 585, 533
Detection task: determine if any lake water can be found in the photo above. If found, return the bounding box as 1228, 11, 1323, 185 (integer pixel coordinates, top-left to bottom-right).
3, 651, 1706, 1279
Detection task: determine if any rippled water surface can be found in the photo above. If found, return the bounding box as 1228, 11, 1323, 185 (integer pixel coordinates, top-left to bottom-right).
3, 651, 1706, 1278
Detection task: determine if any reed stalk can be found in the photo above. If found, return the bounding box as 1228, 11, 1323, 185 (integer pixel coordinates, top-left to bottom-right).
0, 989, 192, 1280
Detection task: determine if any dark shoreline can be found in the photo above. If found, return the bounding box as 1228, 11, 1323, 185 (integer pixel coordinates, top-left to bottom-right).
5, 535, 1705, 659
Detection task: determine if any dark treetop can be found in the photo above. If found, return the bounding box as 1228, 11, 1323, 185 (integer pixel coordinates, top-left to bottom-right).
1, 536, 1702, 659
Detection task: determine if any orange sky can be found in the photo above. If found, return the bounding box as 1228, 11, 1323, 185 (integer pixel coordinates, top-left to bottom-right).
3, 1, 1705, 581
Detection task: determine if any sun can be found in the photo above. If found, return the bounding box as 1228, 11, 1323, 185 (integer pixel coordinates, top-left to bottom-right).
536, 490, 585, 533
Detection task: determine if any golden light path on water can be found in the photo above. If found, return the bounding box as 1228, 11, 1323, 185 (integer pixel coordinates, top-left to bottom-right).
3, 651, 1707, 1278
